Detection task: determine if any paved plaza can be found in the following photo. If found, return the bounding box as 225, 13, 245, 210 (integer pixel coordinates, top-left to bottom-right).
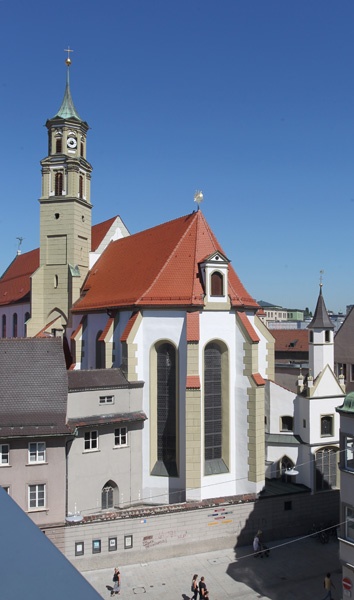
84, 534, 342, 599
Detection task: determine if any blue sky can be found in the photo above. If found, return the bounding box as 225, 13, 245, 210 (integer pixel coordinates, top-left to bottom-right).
1, 1, 353, 313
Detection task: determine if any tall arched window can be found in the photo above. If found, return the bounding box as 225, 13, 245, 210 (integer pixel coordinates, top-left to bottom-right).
55, 138, 62, 153
95, 331, 105, 369
315, 447, 338, 491
79, 175, 84, 199
157, 343, 177, 473
101, 480, 118, 510
1, 315, 6, 338
204, 341, 229, 474
55, 172, 63, 196
211, 271, 224, 296
151, 342, 177, 477
12, 313, 18, 338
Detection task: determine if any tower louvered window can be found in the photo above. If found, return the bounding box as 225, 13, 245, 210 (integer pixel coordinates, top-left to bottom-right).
204, 343, 222, 460
157, 343, 177, 475
79, 175, 83, 199
1, 315, 6, 338
55, 172, 63, 196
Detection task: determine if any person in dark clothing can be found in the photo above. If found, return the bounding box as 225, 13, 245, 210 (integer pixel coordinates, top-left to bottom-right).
199, 576, 209, 599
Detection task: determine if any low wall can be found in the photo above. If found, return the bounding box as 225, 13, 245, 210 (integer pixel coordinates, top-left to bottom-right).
44, 489, 339, 571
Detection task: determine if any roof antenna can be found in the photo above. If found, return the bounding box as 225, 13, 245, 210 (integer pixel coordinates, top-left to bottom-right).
16, 237, 24, 255
194, 190, 204, 211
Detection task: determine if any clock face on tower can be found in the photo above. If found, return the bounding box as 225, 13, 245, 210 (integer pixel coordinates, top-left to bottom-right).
67, 137, 77, 149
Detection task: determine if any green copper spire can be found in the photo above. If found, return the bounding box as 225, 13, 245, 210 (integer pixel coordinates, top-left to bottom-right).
53, 49, 82, 121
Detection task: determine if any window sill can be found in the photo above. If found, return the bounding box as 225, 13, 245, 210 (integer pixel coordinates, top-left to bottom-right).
338, 535, 354, 547
26, 462, 48, 466
0, 464, 11, 468
83, 449, 100, 454
113, 445, 128, 449
27, 507, 47, 513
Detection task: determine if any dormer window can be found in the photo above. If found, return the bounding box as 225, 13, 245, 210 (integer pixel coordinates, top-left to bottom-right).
200, 251, 229, 306
211, 271, 224, 296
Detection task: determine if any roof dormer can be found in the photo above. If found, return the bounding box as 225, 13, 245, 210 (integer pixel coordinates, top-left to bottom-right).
200, 251, 231, 309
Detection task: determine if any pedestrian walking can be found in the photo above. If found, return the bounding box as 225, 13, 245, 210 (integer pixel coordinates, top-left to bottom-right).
199, 576, 209, 599
111, 567, 121, 596
191, 574, 199, 600
253, 530, 262, 558
322, 572, 335, 600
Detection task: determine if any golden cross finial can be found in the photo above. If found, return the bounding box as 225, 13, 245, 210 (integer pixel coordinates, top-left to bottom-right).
64, 46, 73, 66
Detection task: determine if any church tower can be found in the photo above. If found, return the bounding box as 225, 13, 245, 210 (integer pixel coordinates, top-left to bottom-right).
28, 52, 92, 337
307, 283, 334, 380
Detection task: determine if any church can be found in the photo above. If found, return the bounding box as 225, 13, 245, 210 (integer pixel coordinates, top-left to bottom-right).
0, 56, 344, 521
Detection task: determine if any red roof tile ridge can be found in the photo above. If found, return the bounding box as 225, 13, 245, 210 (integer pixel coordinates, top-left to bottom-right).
197, 212, 257, 308
135, 212, 199, 303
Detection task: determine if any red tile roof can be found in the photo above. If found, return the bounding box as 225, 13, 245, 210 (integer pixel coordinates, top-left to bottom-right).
186, 375, 201, 389
121, 311, 140, 342
186, 311, 200, 342
237, 312, 260, 343
91, 216, 119, 251
0, 249, 39, 306
252, 373, 266, 386
73, 211, 258, 312
271, 329, 309, 353
0, 219, 119, 308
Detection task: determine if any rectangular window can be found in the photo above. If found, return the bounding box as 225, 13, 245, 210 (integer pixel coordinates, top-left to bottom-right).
92, 539, 101, 554
109, 537, 117, 552
321, 415, 333, 437
344, 435, 354, 471
351, 365, 354, 382
28, 442, 46, 463
346, 506, 354, 542
303, 419, 306, 428
75, 542, 84, 556
99, 395, 114, 405
84, 430, 98, 451
0, 444, 9, 465
280, 416, 293, 432
114, 427, 127, 447
28, 484, 45, 510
